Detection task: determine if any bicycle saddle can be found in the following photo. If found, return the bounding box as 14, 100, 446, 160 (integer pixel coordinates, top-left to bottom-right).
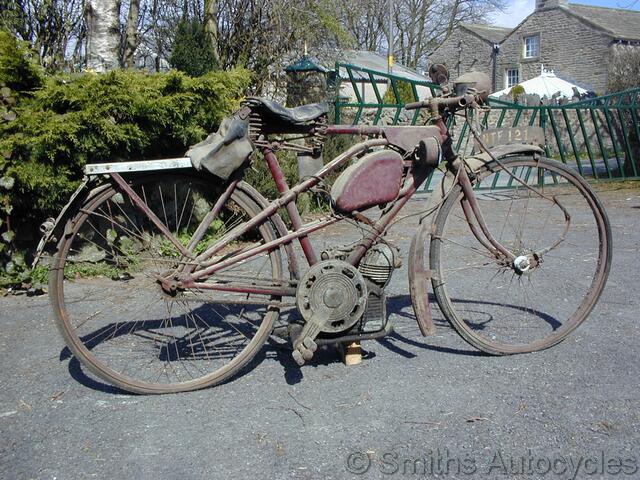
244, 97, 328, 132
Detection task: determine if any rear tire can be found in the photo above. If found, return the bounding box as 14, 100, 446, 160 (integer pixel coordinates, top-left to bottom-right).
50, 174, 283, 393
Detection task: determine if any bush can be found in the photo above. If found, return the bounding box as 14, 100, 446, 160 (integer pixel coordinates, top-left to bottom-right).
0, 30, 43, 94
170, 20, 218, 77
1, 68, 250, 228
0, 38, 250, 287
382, 80, 416, 105
508, 84, 526, 103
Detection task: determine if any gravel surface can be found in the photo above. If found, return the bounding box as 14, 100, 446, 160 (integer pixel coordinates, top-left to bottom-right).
1, 184, 639, 480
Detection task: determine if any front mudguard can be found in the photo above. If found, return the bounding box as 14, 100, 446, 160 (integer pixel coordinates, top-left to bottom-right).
408, 144, 544, 336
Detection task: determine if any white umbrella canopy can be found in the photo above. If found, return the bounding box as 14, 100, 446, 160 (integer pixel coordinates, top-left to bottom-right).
491, 66, 588, 99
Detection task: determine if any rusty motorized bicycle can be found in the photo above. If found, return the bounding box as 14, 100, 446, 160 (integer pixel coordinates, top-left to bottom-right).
36, 68, 612, 394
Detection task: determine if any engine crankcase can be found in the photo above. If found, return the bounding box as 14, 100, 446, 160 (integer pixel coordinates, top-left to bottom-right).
296, 260, 368, 333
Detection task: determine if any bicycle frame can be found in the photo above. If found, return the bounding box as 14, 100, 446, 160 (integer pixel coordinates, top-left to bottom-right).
100, 117, 520, 300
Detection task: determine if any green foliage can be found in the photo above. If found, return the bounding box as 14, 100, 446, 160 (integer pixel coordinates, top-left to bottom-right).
0, 29, 43, 93
382, 80, 416, 105
170, 20, 218, 77
245, 151, 299, 201
308, 1, 353, 47
1, 68, 250, 224
509, 84, 526, 103
0, 41, 250, 287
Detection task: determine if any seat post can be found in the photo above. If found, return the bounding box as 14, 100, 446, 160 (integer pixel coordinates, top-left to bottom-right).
263, 147, 318, 266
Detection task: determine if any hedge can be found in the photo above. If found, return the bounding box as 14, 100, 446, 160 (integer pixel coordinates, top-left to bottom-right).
0, 31, 251, 287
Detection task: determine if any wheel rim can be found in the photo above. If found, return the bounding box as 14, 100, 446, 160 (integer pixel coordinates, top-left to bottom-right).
51, 175, 282, 393
431, 157, 610, 354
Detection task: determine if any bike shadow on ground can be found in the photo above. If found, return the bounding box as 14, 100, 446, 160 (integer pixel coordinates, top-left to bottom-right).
59, 293, 554, 393
249, 293, 484, 387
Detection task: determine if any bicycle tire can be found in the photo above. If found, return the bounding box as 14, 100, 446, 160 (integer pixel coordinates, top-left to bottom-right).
428, 155, 612, 354
50, 173, 284, 393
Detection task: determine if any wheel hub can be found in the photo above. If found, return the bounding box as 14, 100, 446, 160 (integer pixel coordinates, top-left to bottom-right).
513, 253, 541, 274
157, 275, 181, 296
513, 255, 531, 273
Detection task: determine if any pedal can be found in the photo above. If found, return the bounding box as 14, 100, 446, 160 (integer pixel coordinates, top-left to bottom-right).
291, 315, 322, 366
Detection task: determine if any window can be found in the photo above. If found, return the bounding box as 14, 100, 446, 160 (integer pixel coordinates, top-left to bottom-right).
524, 35, 540, 58
505, 68, 519, 88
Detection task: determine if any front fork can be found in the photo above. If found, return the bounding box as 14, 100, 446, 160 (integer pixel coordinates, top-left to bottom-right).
456, 165, 516, 263
409, 156, 526, 337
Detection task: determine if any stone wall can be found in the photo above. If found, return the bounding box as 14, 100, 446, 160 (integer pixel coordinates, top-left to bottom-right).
429, 29, 495, 85
496, 7, 612, 92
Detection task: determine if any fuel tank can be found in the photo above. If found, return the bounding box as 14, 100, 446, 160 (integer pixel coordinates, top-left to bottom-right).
331, 150, 404, 212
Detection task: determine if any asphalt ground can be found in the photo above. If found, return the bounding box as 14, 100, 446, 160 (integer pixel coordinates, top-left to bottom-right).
1, 183, 639, 480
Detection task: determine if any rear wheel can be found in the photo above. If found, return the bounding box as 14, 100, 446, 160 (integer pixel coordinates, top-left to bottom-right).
50, 173, 284, 393
429, 156, 611, 354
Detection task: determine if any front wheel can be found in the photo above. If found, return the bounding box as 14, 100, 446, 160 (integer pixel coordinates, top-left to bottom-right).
50, 173, 284, 393
428, 156, 612, 354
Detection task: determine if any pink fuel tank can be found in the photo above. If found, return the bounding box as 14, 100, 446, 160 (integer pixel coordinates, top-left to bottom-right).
331, 150, 404, 213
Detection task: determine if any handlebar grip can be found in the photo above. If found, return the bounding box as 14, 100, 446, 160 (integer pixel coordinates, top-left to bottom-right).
404, 100, 427, 111
404, 93, 481, 112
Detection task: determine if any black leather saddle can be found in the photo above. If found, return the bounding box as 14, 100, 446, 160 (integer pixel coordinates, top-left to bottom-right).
244, 97, 328, 134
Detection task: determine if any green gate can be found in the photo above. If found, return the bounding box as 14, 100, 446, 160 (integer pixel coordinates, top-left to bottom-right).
334, 62, 640, 191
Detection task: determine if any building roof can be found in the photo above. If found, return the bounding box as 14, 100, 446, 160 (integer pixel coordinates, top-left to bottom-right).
460, 24, 511, 44
284, 55, 328, 73
566, 3, 640, 42
335, 50, 430, 83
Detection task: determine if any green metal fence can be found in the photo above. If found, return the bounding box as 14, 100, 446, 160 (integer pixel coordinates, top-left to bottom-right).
333, 62, 442, 126
334, 62, 640, 190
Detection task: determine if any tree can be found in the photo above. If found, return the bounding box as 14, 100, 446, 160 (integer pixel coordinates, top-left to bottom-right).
123, 0, 141, 68
203, 0, 220, 65
85, 0, 120, 71
169, 20, 217, 76
607, 45, 640, 93
2, 0, 506, 87
392, 0, 506, 70
1, 0, 85, 70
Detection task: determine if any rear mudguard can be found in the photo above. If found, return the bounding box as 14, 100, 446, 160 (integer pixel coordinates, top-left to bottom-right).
32, 174, 300, 280
32, 176, 108, 268
408, 144, 544, 336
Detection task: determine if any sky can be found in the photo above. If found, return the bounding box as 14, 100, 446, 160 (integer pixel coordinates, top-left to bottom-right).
493, 0, 640, 27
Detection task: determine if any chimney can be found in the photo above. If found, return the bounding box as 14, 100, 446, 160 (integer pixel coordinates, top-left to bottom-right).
535, 0, 568, 10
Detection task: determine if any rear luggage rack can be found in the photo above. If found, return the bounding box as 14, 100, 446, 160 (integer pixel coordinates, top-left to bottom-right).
84, 158, 192, 175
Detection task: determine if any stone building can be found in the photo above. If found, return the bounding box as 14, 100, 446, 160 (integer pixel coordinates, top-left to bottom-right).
430, 0, 640, 94
428, 24, 511, 91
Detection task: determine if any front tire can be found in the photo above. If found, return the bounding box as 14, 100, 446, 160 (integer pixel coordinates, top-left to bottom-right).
428, 156, 611, 354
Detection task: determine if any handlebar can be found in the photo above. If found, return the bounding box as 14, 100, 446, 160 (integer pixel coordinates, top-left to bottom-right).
404, 93, 481, 112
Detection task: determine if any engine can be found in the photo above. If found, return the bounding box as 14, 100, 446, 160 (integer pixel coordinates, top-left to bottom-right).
320, 242, 401, 334
321, 242, 401, 287
358, 243, 401, 287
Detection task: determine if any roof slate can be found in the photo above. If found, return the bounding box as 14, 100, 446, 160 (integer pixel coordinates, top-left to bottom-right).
567, 3, 640, 41
336, 50, 429, 83
461, 24, 511, 44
